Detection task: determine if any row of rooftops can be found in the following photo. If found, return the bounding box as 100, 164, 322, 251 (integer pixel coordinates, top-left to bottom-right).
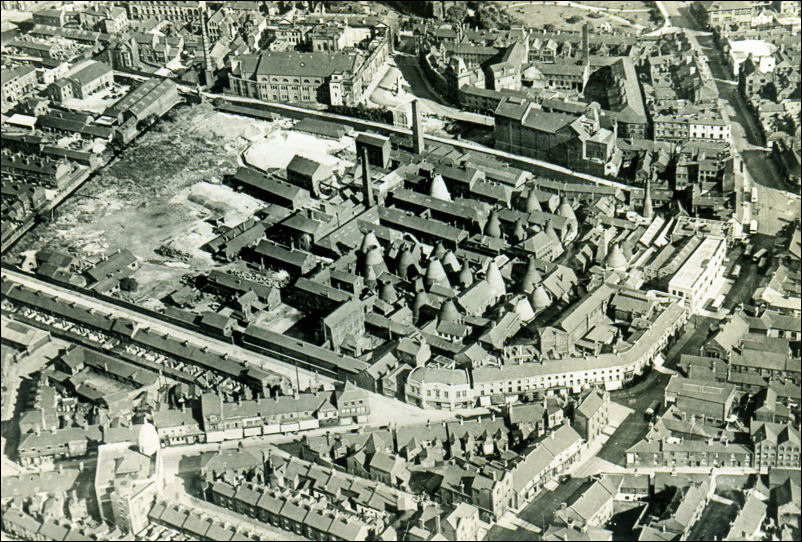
198, 385, 364, 426
1, 279, 284, 390
208, 444, 399, 534
148, 501, 257, 541
1, 506, 113, 542
17, 420, 141, 457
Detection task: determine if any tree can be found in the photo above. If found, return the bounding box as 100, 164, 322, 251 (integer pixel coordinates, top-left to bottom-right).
120, 277, 138, 292
445, 3, 468, 24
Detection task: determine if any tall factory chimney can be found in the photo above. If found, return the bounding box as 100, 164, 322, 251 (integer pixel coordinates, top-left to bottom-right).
582, 23, 590, 65
412, 99, 424, 155
361, 146, 374, 208
581, 22, 591, 91
200, 11, 214, 87
643, 177, 654, 220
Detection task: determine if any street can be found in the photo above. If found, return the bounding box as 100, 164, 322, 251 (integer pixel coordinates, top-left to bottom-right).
695, 34, 767, 149
598, 371, 669, 466
659, 1, 795, 195
1, 269, 464, 429
486, 312, 716, 539
687, 499, 739, 542
516, 477, 593, 533
723, 255, 762, 312
597, 314, 713, 466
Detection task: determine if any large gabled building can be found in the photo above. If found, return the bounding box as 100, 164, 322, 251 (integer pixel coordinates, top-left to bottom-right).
228, 31, 389, 106
229, 51, 361, 105
494, 97, 619, 176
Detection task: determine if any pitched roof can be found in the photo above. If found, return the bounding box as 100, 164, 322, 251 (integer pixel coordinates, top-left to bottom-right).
68, 60, 112, 87
512, 444, 555, 492
236, 50, 360, 79
727, 495, 767, 539
287, 155, 327, 177
509, 402, 545, 425
576, 390, 605, 419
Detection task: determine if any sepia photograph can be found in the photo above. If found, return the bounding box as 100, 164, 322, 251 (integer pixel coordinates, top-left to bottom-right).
0, 1, 800, 541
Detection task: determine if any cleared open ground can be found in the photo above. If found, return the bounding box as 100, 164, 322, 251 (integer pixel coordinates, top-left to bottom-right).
499, 0, 654, 31
6, 104, 357, 318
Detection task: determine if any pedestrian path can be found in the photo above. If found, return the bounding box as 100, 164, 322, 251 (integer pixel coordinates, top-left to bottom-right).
564, 402, 633, 478
361, 63, 392, 106
653, 354, 677, 375
497, 511, 541, 534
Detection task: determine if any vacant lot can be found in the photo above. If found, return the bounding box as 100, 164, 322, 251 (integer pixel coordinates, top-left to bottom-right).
243, 130, 355, 174
583, 1, 651, 10
499, 1, 653, 32
7, 103, 276, 305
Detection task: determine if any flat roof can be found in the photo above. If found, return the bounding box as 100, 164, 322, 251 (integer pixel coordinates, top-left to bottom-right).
668, 236, 725, 291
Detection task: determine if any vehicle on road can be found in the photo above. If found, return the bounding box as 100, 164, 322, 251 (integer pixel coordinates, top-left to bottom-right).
644, 400, 659, 418
730, 264, 741, 278
753, 248, 768, 262
744, 245, 753, 258
709, 295, 725, 312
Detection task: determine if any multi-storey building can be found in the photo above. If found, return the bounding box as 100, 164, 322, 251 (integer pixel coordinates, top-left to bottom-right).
654, 112, 731, 143
664, 375, 736, 425
124, 1, 206, 23
555, 477, 617, 529
539, 284, 614, 358
668, 236, 726, 313
1, 65, 37, 110
573, 389, 609, 442
50, 61, 114, 102
1, 152, 76, 189
471, 301, 688, 402
510, 424, 583, 509
494, 98, 618, 177
228, 32, 388, 106
95, 441, 159, 534
200, 391, 338, 441
626, 437, 753, 468
438, 460, 514, 522
751, 421, 801, 472
198, 382, 369, 441
405, 367, 474, 411
705, 1, 756, 32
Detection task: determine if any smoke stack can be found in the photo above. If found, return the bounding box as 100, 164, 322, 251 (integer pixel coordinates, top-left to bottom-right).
199, 11, 214, 85
361, 146, 374, 208
643, 178, 654, 220
582, 23, 589, 65
412, 99, 424, 155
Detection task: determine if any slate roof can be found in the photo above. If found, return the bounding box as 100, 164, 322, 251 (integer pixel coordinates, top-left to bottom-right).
576, 390, 604, 419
